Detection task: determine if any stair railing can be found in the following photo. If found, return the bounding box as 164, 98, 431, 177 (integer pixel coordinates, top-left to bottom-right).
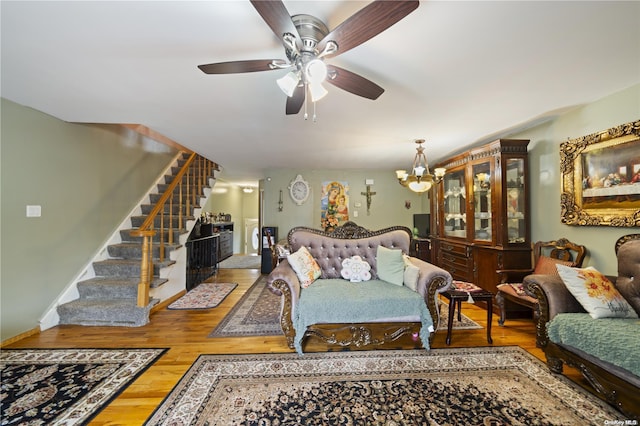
131, 152, 217, 307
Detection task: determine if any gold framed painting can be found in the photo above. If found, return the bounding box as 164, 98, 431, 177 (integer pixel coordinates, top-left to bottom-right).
560, 119, 640, 227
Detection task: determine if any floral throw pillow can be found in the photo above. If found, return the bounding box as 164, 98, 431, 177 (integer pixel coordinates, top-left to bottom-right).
556, 265, 638, 319
287, 246, 321, 288
341, 256, 371, 282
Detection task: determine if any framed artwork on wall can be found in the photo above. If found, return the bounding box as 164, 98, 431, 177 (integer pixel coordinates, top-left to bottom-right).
321, 181, 349, 231
560, 119, 640, 227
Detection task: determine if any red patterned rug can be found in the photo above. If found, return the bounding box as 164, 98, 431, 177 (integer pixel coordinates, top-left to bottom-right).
168, 282, 237, 310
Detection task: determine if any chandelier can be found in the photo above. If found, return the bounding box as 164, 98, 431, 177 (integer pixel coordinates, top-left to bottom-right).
395, 139, 446, 193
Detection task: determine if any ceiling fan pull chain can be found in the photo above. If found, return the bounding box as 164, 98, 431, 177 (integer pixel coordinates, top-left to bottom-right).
313, 101, 317, 122
304, 84, 309, 120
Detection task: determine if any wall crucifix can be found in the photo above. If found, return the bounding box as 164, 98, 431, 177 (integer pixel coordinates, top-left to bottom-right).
361, 185, 376, 215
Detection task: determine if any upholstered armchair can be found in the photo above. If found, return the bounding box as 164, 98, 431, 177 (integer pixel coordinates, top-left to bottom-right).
495, 238, 586, 325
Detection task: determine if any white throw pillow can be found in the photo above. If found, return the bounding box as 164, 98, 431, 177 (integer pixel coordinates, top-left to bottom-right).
556, 264, 638, 319
287, 246, 321, 288
403, 255, 420, 292
376, 246, 405, 286
341, 256, 372, 282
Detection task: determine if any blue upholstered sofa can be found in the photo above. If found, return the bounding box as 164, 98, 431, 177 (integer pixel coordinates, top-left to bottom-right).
524, 234, 640, 418
267, 222, 452, 353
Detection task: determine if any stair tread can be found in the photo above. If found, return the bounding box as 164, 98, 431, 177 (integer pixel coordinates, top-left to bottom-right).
79, 276, 168, 288
112, 242, 182, 248
95, 258, 175, 266
61, 298, 149, 307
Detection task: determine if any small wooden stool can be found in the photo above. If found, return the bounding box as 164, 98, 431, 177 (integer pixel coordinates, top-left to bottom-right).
441, 281, 493, 345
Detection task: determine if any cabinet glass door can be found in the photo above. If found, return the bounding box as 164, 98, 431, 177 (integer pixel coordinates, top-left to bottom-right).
506, 158, 526, 243
442, 168, 466, 238
472, 161, 492, 242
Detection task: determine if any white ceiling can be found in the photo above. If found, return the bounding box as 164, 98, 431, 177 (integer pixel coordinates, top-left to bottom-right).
2, 1, 639, 188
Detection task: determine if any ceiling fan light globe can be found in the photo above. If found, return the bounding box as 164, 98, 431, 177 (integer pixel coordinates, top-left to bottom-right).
277, 72, 299, 97
305, 59, 327, 84
309, 82, 328, 102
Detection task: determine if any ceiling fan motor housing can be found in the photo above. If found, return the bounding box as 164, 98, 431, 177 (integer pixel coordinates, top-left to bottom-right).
291, 14, 329, 54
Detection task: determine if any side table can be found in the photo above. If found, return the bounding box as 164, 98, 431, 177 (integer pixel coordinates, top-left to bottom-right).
441, 282, 494, 345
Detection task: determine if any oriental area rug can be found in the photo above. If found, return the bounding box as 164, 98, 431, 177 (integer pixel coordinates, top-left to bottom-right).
168, 282, 237, 310
218, 254, 261, 269
209, 276, 481, 337
1, 348, 167, 425
145, 346, 619, 425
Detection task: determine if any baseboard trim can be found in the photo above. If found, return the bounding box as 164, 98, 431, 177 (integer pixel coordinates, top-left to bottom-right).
1, 326, 41, 347
151, 290, 186, 313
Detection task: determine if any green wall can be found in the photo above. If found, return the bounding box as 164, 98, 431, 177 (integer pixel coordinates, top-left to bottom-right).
510, 84, 640, 275
261, 169, 431, 242
0, 98, 177, 341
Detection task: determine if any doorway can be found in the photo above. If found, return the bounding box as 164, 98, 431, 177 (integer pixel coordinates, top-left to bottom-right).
244, 218, 259, 255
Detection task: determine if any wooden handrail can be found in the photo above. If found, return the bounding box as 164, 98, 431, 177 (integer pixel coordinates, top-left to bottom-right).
131, 152, 197, 235
131, 151, 217, 307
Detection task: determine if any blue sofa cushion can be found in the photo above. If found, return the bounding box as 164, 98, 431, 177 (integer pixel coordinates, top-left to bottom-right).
294, 279, 433, 354
547, 313, 640, 377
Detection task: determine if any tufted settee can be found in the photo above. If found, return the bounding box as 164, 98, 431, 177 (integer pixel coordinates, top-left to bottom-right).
267, 222, 452, 353
524, 234, 640, 418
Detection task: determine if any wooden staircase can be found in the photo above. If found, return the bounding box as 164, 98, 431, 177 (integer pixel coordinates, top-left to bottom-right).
57, 152, 217, 326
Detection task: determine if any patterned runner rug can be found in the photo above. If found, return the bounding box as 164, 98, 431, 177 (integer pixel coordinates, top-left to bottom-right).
168, 282, 237, 310
209, 276, 481, 337
218, 255, 261, 269
1, 348, 166, 425
145, 346, 618, 425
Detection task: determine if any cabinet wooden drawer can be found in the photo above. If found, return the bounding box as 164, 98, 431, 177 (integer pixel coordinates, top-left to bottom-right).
440, 241, 468, 256
440, 252, 469, 268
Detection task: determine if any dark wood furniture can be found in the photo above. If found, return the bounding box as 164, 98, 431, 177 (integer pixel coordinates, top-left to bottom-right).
264, 228, 278, 271
496, 238, 586, 325
430, 139, 531, 314
214, 222, 234, 262
441, 285, 493, 345
410, 238, 431, 262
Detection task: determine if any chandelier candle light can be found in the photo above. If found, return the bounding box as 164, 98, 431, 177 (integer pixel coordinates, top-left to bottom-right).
396, 139, 446, 193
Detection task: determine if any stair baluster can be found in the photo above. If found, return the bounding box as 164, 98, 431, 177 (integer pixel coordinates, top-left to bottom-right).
130, 152, 217, 307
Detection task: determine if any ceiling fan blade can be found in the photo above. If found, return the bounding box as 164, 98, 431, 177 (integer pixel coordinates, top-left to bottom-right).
326, 65, 384, 100
198, 60, 283, 74
316, 0, 419, 59
286, 84, 305, 115
250, 0, 302, 51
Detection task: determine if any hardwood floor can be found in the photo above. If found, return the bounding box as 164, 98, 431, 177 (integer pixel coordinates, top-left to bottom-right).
3, 268, 585, 425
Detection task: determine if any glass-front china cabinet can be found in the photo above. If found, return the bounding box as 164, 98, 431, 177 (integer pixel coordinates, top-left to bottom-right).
430, 139, 531, 310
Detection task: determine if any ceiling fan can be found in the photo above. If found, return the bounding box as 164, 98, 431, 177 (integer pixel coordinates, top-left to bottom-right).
198, 0, 419, 118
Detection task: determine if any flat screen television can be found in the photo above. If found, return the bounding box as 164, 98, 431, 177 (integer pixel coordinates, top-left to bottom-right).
413, 213, 430, 238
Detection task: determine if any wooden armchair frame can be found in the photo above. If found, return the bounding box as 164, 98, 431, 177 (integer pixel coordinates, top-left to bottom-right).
496, 238, 586, 325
